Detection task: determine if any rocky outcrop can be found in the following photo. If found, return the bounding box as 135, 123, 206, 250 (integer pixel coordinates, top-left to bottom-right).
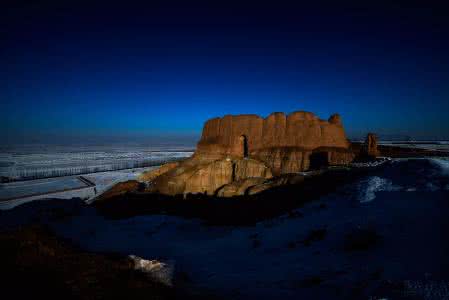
147, 158, 272, 196
138, 162, 179, 182
95, 180, 141, 202
247, 174, 305, 195
184, 159, 234, 195
234, 159, 273, 180
128, 255, 174, 286
146, 158, 300, 197
195, 111, 353, 174
216, 177, 267, 197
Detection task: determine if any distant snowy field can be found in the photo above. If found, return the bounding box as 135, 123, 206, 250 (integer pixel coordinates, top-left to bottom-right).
350, 140, 449, 152
0, 143, 193, 208
379, 140, 449, 151
0, 144, 193, 180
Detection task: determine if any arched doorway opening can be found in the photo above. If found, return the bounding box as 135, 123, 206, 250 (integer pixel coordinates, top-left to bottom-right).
239, 135, 248, 158
309, 151, 329, 170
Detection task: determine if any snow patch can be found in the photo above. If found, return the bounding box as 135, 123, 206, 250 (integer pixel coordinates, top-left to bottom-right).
128, 255, 174, 286
351, 157, 391, 168
426, 182, 439, 192
358, 176, 401, 203
429, 158, 449, 176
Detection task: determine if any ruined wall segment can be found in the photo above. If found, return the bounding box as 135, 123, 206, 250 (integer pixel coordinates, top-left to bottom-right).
195, 111, 353, 174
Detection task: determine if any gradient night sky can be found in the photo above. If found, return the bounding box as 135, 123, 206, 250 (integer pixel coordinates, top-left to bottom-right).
2, 1, 449, 144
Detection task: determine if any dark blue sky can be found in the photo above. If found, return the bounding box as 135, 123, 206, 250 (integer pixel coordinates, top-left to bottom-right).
2, 0, 449, 144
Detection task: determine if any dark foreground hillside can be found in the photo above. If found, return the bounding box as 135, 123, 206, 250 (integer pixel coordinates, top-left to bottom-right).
1, 158, 449, 299
0, 225, 187, 300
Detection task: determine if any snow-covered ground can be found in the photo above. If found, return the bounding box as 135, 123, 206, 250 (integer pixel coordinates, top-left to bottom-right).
350, 157, 392, 168
0, 166, 158, 209
1, 157, 449, 299
0, 187, 97, 211
0, 176, 88, 200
